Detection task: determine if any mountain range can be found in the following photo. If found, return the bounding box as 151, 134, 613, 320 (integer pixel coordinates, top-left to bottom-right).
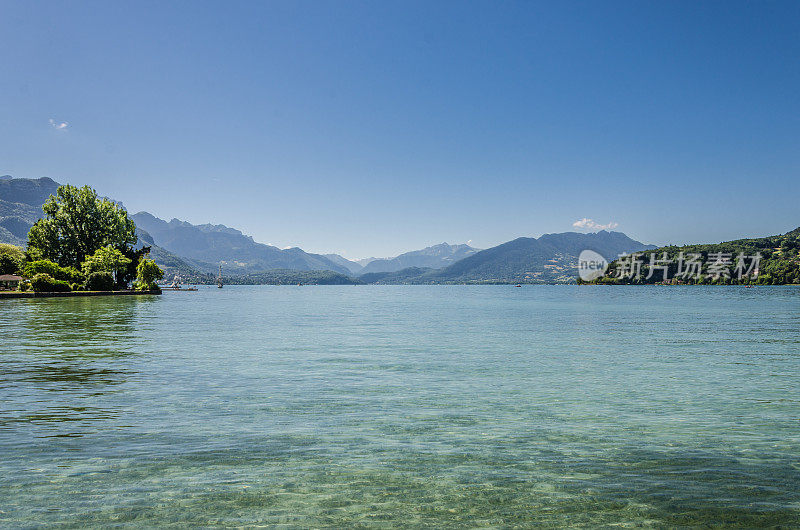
0, 176, 60, 246
321, 243, 480, 275
356, 243, 480, 275
130, 212, 350, 276
0, 176, 656, 283
322, 254, 364, 275
361, 231, 657, 284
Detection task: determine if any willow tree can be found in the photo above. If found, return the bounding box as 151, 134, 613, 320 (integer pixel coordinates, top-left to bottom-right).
27, 185, 137, 268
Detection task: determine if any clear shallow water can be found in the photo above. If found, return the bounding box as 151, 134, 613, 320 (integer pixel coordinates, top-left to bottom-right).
1, 285, 799, 527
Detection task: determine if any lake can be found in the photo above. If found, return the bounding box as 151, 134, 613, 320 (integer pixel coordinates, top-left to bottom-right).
1, 285, 799, 527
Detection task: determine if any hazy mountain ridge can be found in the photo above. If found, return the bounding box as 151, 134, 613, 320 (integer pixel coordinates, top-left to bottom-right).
430, 231, 656, 283
131, 211, 350, 275
356, 257, 378, 266
134, 228, 201, 279
358, 243, 480, 275
323, 254, 364, 274
364, 231, 656, 284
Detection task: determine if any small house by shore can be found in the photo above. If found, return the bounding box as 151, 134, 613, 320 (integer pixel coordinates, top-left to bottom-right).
0, 275, 23, 291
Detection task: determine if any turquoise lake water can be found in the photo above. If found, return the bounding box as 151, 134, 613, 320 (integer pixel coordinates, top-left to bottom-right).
1, 285, 799, 527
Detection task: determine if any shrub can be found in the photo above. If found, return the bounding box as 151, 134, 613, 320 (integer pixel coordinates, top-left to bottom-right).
85, 271, 114, 291
31, 273, 71, 293
22, 260, 83, 284
18, 281, 31, 292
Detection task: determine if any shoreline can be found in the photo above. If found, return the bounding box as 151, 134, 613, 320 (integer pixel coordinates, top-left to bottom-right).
0, 289, 161, 299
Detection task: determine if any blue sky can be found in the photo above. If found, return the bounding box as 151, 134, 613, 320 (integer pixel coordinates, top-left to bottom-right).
1, 1, 798, 258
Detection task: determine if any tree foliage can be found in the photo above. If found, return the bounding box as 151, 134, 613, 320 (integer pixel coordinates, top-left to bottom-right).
27, 185, 137, 268
135, 257, 164, 290
0, 243, 25, 275
21, 259, 83, 283
118, 245, 151, 289
81, 246, 132, 281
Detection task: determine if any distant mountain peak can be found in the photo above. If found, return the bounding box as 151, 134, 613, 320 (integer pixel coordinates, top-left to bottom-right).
323, 254, 364, 274
358, 242, 480, 275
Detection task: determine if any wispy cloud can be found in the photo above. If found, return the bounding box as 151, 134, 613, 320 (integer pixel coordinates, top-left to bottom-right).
572, 218, 619, 231
49, 118, 68, 130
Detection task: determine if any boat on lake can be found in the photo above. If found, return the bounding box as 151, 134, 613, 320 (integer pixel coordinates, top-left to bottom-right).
163, 275, 198, 291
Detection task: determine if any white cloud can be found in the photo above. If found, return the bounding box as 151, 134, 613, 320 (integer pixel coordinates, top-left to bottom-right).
49, 118, 68, 130
572, 218, 619, 231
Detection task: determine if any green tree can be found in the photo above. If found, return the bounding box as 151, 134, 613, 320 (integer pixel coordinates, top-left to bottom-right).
118, 245, 152, 289
27, 185, 137, 268
135, 257, 164, 290
81, 246, 132, 286
0, 243, 25, 275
